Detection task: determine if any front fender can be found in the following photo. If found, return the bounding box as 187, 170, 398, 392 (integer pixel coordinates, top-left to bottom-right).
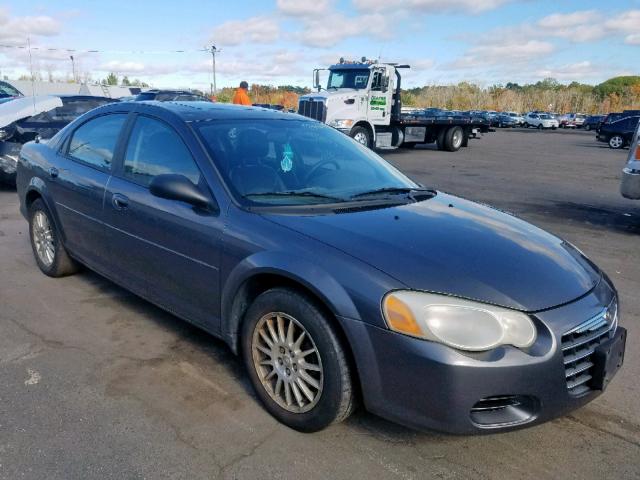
221, 250, 361, 352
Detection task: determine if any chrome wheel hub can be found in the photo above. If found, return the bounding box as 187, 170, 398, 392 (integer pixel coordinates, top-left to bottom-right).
452, 130, 462, 148
251, 312, 323, 413
32, 211, 55, 267
354, 132, 368, 145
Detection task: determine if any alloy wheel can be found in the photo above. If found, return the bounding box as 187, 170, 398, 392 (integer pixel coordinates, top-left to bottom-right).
609, 136, 623, 149
32, 210, 55, 267
251, 312, 324, 413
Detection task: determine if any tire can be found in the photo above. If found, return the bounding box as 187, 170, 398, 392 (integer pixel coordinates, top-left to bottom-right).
552, 126, 557, 130
537, 124, 543, 130
585, 125, 591, 131
436, 128, 446, 151
241, 288, 355, 432
609, 135, 624, 149
522, 122, 529, 128
28, 198, 79, 277
443, 126, 464, 152
399, 142, 416, 149
461, 132, 469, 147
349, 126, 372, 149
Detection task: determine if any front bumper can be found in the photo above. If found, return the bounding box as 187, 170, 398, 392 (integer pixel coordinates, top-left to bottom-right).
341, 279, 621, 434
621, 167, 640, 199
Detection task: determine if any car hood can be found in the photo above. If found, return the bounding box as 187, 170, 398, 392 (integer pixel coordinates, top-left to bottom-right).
265, 193, 600, 312
0, 95, 62, 128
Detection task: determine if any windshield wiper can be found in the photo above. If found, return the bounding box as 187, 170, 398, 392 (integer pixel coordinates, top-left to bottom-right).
244, 191, 345, 202
350, 187, 434, 199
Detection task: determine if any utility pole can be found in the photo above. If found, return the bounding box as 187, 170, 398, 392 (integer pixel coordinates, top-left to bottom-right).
70, 55, 76, 83
210, 45, 219, 96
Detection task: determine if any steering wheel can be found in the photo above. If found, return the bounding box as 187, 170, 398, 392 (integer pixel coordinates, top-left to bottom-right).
305, 159, 340, 183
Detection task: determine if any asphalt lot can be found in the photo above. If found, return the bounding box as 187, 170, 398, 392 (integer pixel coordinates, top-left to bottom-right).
1, 127, 639, 479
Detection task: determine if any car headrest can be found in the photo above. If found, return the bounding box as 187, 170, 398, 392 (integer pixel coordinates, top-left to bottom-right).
236, 128, 269, 164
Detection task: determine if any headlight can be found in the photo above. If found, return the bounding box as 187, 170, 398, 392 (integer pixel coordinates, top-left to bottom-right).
328, 119, 354, 129
382, 291, 536, 351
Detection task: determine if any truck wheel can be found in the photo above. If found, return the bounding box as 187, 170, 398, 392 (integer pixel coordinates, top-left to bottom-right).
461, 133, 469, 147
436, 129, 446, 150
399, 143, 416, 149
350, 126, 372, 149
241, 288, 355, 432
444, 126, 464, 152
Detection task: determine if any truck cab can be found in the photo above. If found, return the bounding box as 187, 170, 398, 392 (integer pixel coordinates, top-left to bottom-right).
298, 59, 399, 148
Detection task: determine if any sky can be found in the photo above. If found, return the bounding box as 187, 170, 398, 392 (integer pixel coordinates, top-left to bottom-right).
0, 0, 639, 91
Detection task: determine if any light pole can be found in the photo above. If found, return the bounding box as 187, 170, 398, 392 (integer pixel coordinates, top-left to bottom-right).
210, 45, 220, 96
70, 55, 76, 83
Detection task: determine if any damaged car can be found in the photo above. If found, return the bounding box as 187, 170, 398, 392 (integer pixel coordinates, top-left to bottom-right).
0, 94, 115, 185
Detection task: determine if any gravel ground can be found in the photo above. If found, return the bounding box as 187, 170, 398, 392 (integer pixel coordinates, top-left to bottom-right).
0, 127, 638, 479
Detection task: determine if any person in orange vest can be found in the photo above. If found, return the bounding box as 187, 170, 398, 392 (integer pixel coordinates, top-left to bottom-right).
232, 81, 252, 105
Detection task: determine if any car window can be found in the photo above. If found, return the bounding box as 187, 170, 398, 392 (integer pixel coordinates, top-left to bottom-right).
123, 116, 201, 187
53, 98, 112, 122
67, 114, 127, 170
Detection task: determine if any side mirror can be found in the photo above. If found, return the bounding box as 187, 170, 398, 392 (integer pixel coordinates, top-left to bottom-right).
313, 69, 321, 91
149, 174, 212, 209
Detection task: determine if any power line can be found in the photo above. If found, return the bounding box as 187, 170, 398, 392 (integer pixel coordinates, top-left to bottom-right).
0, 43, 209, 55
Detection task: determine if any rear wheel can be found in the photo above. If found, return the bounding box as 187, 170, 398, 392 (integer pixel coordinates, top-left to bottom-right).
28, 198, 79, 277
444, 126, 464, 152
241, 288, 355, 432
349, 126, 372, 149
522, 122, 529, 128
585, 124, 591, 131
609, 135, 624, 149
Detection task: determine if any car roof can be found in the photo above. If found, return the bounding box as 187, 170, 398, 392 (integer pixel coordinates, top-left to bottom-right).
99, 100, 309, 123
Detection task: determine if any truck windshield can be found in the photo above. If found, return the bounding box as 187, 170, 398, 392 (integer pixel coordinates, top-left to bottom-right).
196, 118, 417, 206
327, 69, 370, 90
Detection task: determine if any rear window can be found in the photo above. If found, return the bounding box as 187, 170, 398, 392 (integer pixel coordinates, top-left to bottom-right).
67, 114, 127, 171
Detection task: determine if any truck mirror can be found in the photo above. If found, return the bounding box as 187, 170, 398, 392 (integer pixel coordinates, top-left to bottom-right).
313, 70, 320, 91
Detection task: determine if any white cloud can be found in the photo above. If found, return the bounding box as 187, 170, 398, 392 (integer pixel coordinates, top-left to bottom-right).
296, 13, 390, 47
625, 33, 640, 45
276, 0, 332, 16
353, 0, 513, 14
447, 40, 555, 69
0, 7, 61, 45
210, 16, 280, 46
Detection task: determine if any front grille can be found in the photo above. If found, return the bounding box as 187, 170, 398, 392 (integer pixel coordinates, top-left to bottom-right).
298, 99, 326, 122
561, 304, 616, 396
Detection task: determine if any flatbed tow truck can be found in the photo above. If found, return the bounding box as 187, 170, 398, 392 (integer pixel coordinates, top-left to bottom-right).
297, 58, 491, 151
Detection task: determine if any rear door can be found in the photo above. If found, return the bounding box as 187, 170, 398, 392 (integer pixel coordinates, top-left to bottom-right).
48, 113, 128, 268
102, 113, 223, 330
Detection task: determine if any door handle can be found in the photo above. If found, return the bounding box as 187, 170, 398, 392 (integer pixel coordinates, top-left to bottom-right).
48, 167, 59, 178
111, 193, 129, 210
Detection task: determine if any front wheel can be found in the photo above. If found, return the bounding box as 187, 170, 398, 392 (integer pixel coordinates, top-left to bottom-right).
28, 198, 79, 277
349, 126, 372, 149
241, 288, 355, 432
522, 122, 529, 128
609, 135, 624, 149
537, 124, 543, 130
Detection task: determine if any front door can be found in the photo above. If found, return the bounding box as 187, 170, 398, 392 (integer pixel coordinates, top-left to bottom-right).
368, 67, 392, 125
103, 114, 223, 330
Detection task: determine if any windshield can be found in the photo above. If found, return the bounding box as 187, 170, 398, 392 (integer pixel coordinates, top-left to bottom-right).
540, 114, 551, 119
327, 69, 370, 89
196, 119, 417, 206
0, 81, 22, 99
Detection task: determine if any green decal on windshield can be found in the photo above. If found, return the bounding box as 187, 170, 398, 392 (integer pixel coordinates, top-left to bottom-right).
281, 144, 293, 172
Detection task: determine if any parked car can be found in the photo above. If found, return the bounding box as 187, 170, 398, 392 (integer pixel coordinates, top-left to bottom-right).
597, 115, 640, 149
621, 120, 640, 199
0, 94, 115, 185
583, 115, 604, 131
0, 80, 23, 101
494, 113, 518, 128
506, 111, 524, 125
134, 90, 211, 102
560, 113, 586, 128
522, 113, 559, 129
16, 101, 626, 434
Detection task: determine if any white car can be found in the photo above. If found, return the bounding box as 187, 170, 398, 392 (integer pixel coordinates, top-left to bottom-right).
522, 113, 559, 130
621, 120, 640, 199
